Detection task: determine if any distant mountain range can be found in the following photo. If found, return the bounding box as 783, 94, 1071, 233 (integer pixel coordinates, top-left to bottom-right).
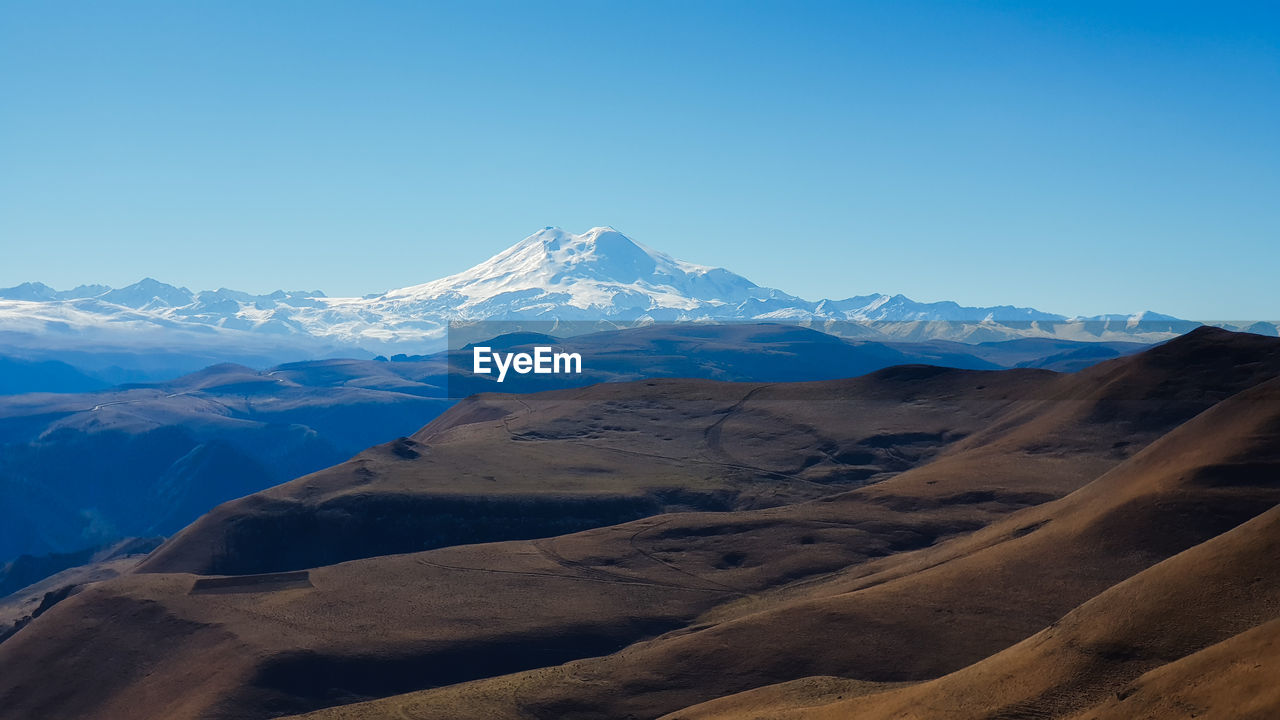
4, 227, 1259, 362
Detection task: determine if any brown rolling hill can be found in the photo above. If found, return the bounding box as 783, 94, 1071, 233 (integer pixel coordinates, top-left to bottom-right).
0, 327, 1277, 720
281, 366, 1280, 720
138, 364, 1057, 576
142, 326, 1280, 578
670, 486, 1280, 720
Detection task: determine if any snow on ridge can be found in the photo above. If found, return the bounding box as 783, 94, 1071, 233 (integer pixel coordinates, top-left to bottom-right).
0, 226, 1201, 355
381, 226, 762, 310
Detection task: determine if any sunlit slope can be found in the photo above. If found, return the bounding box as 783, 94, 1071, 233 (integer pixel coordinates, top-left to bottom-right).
287, 344, 1280, 720
672, 476, 1280, 720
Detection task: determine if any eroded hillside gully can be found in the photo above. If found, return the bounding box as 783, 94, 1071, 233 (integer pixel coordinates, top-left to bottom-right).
2, 327, 1279, 720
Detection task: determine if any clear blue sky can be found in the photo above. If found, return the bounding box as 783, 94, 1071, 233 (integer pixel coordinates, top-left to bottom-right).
1, 1, 1276, 319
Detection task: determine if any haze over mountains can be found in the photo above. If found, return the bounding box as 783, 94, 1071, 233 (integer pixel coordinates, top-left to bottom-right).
0, 227, 1229, 364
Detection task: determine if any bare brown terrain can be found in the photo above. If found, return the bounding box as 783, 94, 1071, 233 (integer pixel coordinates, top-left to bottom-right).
139, 364, 1059, 576
670, 484, 1280, 720
288, 363, 1280, 720
0, 326, 1277, 720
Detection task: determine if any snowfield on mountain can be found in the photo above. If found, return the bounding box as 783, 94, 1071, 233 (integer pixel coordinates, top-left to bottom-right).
0, 227, 1219, 357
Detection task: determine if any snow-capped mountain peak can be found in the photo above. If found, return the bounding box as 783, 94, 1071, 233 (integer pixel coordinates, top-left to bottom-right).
99, 278, 195, 310
0, 226, 1220, 358
395, 225, 679, 292
382, 226, 783, 315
